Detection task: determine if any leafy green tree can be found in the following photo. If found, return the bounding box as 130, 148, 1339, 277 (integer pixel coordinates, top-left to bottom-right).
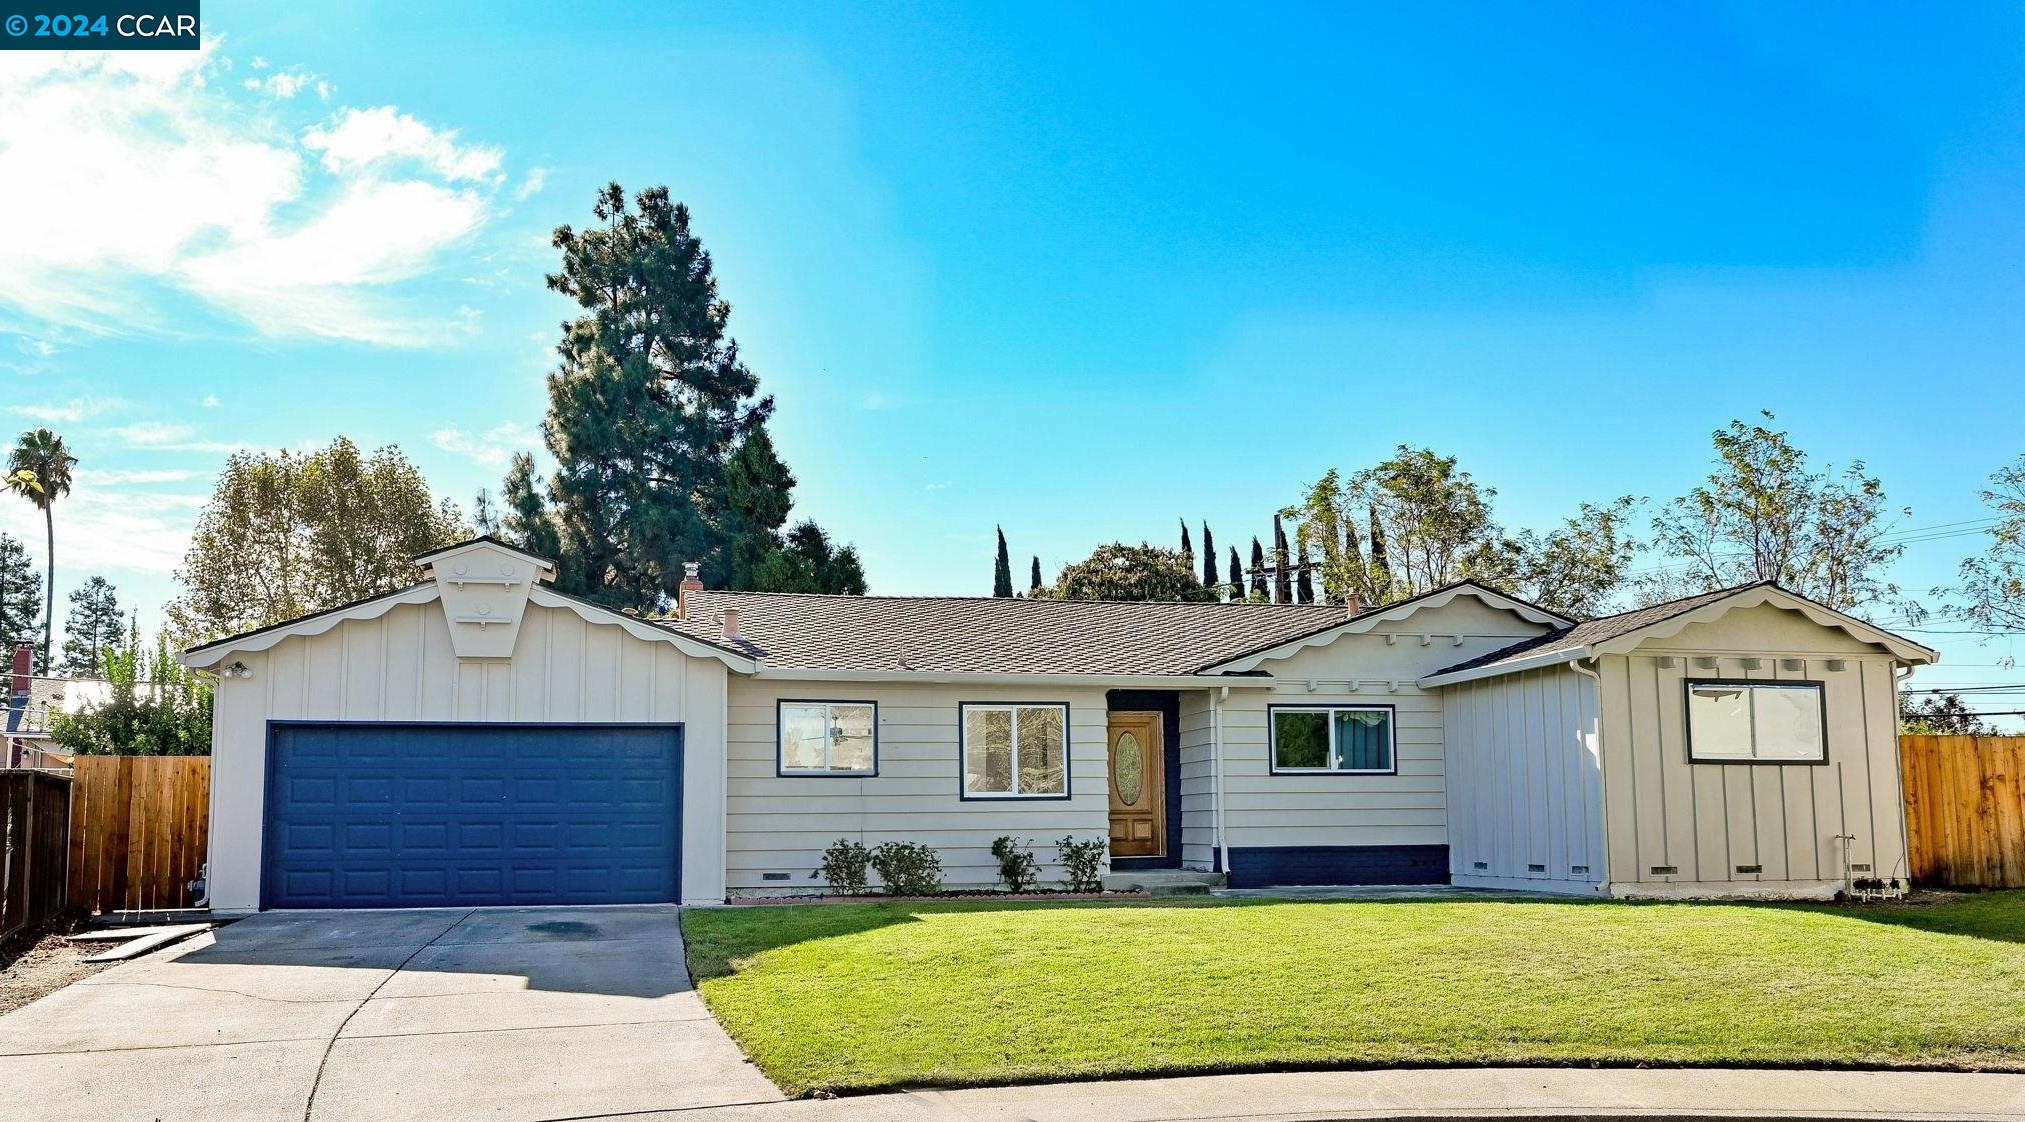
993, 526, 1014, 597
1200, 524, 1217, 588
60, 575, 121, 676
750, 521, 868, 595
1899, 691, 1992, 736
1942, 454, 2025, 634
0, 533, 41, 661
46, 629, 212, 756
169, 438, 466, 641
1465, 498, 1641, 619
1645, 413, 1905, 613
508, 184, 862, 609
1295, 537, 1315, 603
1034, 543, 1215, 602
1029, 556, 1043, 595
1226, 547, 1242, 603
7, 428, 76, 668
1292, 447, 1639, 616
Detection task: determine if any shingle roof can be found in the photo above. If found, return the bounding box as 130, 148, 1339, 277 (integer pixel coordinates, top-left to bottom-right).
1428, 582, 1774, 677
656, 591, 1358, 676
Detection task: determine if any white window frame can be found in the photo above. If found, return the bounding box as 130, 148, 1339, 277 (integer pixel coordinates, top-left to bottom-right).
958, 702, 1071, 800
1268, 703, 1398, 775
776, 700, 878, 777
1684, 679, 1828, 764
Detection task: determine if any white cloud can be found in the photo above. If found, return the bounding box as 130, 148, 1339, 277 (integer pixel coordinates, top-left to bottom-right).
431, 420, 534, 467
0, 475, 196, 576
10, 397, 125, 423
201, 394, 220, 409
107, 421, 241, 454
303, 106, 503, 184
243, 69, 330, 101
15, 339, 56, 358
515, 167, 548, 201
75, 467, 201, 486
0, 48, 510, 345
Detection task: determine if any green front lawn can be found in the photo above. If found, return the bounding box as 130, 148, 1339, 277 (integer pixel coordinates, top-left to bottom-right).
682, 892, 2025, 1096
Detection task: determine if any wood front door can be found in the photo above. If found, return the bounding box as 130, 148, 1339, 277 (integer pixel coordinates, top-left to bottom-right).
1108, 711, 1165, 858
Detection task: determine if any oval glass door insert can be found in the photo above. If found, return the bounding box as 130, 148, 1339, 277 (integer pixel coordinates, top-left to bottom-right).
1113, 732, 1143, 805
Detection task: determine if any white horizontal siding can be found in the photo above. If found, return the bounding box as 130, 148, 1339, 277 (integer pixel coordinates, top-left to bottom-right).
724, 679, 1109, 891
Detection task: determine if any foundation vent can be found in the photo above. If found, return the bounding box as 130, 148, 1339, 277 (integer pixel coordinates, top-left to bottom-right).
1735, 864, 1762, 874
1650, 865, 1679, 876
1527, 863, 1547, 873
761, 871, 791, 882
1569, 865, 1589, 876
1472, 861, 1488, 870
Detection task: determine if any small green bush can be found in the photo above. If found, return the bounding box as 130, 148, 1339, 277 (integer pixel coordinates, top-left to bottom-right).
812, 838, 871, 896
989, 836, 1039, 893
1056, 835, 1107, 893
869, 841, 942, 896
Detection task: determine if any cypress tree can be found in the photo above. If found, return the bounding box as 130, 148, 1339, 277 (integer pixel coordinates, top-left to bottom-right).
1029, 556, 1043, 595
1249, 538, 1268, 601
1201, 523, 1217, 588
1296, 537, 1315, 604
1179, 518, 1194, 576
1272, 515, 1293, 603
993, 526, 1014, 597
1226, 547, 1242, 602
1368, 502, 1391, 598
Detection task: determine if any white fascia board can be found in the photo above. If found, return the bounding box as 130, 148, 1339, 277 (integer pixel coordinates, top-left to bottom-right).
1203, 584, 1569, 675
749, 668, 1281, 690
1416, 647, 1588, 688
1589, 585, 1938, 665
180, 584, 441, 669
528, 586, 757, 672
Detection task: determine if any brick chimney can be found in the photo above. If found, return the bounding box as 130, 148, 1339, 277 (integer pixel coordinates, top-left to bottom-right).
721, 607, 741, 642
7, 642, 31, 734
1344, 592, 1363, 618
677, 561, 705, 621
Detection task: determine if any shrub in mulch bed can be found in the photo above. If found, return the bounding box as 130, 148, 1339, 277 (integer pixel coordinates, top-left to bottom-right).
729, 889, 1148, 906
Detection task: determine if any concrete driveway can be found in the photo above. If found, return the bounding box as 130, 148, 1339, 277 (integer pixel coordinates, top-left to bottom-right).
0, 906, 784, 1122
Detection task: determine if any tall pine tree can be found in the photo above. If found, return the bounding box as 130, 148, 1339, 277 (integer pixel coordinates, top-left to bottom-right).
993, 527, 1014, 597
1030, 556, 1043, 595
1226, 547, 1242, 603
506, 184, 862, 608
60, 575, 121, 675
1295, 538, 1315, 604
1201, 524, 1217, 589
1179, 519, 1194, 579
1249, 538, 1268, 601
0, 534, 40, 663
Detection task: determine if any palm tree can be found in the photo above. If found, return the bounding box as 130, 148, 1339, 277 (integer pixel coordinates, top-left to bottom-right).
7, 429, 77, 670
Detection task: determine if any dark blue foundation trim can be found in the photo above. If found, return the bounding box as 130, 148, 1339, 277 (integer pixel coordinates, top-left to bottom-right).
1225, 844, 1449, 888
1105, 690, 1182, 871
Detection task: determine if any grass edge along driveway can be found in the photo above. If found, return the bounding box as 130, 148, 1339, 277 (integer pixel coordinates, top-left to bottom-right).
682, 892, 2025, 1096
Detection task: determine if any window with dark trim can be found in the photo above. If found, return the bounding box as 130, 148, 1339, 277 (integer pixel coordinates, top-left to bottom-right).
777, 701, 877, 776
960, 702, 1069, 798
1685, 680, 1826, 763
1269, 704, 1396, 774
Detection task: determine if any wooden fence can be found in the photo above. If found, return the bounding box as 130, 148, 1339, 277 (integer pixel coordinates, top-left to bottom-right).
1901, 734, 2025, 889
1, 770, 72, 941
68, 756, 211, 915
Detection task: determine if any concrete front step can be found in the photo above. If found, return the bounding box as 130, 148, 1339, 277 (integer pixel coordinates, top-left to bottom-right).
1102, 870, 1227, 895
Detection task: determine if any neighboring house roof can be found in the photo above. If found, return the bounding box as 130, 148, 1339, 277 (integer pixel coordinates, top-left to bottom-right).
4, 675, 114, 737
1419, 582, 1938, 687
659, 590, 1358, 677
1192, 581, 1573, 674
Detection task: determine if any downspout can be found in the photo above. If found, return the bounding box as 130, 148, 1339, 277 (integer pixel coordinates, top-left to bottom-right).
1567, 656, 1606, 892
1212, 685, 1228, 874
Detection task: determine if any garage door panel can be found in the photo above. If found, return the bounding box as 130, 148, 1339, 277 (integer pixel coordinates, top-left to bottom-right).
264, 723, 681, 908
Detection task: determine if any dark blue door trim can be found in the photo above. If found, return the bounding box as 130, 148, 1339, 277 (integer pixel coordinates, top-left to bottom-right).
262, 721, 683, 909
1106, 690, 1182, 871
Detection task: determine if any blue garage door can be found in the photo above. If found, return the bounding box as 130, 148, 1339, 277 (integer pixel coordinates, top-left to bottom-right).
264, 723, 681, 908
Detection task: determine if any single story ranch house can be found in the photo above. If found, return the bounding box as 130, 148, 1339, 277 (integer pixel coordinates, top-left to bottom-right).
181, 536, 1936, 911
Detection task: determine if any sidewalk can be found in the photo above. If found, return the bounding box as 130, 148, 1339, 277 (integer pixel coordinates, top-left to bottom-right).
632, 1067, 2021, 1121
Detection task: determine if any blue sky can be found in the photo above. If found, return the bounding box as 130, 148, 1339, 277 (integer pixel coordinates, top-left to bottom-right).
2, 3, 2022, 712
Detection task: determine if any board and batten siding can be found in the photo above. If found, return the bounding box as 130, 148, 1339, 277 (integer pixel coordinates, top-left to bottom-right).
1596, 604, 1907, 897
1442, 665, 1606, 894
206, 600, 730, 911
1178, 690, 1217, 870
1214, 599, 1555, 866
723, 679, 1110, 893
